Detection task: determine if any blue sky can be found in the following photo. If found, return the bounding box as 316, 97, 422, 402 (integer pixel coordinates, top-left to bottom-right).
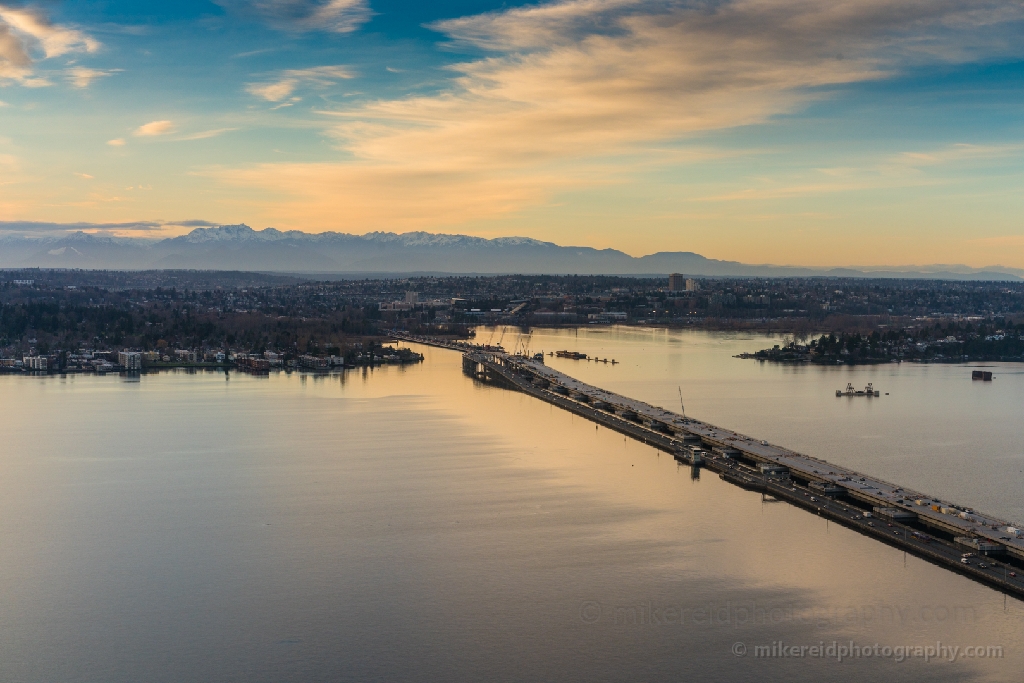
1, 0, 1024, 267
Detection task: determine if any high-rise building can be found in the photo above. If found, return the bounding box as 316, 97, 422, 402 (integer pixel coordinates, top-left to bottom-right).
119, 351, 142, 371
405, 291, 419, 304
685, 278, 699, 292
668, 273, 685, 291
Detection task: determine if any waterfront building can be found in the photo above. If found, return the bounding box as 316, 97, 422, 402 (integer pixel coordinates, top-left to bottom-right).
119, 351, 143, 371
299, 354, 330, 369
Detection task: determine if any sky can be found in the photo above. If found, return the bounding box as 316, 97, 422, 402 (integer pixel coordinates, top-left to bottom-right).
1, 0, 1023, 267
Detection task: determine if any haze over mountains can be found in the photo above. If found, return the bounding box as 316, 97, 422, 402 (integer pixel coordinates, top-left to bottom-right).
0, 225, 1019, 280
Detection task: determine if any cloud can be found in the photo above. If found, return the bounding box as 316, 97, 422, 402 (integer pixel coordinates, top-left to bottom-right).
0, 6, 98, 57
216, 0, 371, 33
0, 5, 99, 85
176, 128, 238, 141
65, 66, 117, 88
247, 79, 296, 102
890, 143, 1024, 168
73, 172, 94, 179
246, 64, 353, 102
232, 47, 278, 59
1, 220, 156, 233
0, 219, 219, 234
693, 142, 1024, 202
174, 219, 221, 227
212, 0, 1024, 230
134, 120, 174, 136
102, 126, 238, 145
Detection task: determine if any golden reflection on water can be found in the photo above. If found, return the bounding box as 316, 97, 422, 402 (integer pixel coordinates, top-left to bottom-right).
475, 325, 1024, 524
0, 336, 1020, 682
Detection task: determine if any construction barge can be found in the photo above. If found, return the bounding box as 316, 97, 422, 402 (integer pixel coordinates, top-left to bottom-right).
392, 332, 1024, 601
837, 382, 881, 397
553, 350, 617, 364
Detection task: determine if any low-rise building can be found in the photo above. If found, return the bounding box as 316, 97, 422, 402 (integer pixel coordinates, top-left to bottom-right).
236, 355, 271, 371
588, 311, 628, 323
380, 301, 415, 311
299, 354, 330, 369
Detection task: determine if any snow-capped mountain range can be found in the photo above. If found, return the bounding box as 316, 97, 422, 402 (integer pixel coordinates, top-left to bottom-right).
0, 225, 1019, 280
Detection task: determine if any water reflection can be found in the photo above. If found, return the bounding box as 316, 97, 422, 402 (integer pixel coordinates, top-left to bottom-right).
473, 325, 1024, 525
0, 339, 1019, 682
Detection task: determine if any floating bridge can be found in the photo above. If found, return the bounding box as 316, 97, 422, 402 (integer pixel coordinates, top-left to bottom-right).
394, 332, 1024, 599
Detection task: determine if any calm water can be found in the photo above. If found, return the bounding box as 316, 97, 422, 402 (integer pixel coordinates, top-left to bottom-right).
0, 327, 1021, 682
488, 325, 1024, 525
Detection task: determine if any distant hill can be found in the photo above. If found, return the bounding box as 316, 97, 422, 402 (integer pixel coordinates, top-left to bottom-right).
0, 224, 1019, 280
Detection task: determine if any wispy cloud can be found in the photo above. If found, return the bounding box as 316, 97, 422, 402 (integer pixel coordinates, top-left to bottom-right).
216, 0, 371, 33
0, 219, 218, 234
65, 66, 117, 88
212, 0, 1024, 230
890, 143, 1024, 168
246, 64, 353, 102
134, 120, 175, 136
0, 5, 99, 86
232, 47, 279, 59
177, 128, 238, 141
696, 142, 1024, 202
116, 120, 208, 145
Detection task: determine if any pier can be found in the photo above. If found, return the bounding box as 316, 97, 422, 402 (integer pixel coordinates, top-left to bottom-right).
393, 332, 1024, 600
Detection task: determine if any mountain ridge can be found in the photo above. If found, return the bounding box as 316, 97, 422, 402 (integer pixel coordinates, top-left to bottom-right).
0, 225, 1019, 281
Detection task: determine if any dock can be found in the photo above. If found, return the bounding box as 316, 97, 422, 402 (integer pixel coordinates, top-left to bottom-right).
392, 332, 1024, 600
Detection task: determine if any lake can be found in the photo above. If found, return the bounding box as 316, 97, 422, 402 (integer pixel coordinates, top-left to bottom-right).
0, 326, 1020, 682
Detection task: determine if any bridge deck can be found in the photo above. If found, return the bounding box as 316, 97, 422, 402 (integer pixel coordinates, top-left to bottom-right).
509, 353, 1024, 557
392, 332, 1024, 597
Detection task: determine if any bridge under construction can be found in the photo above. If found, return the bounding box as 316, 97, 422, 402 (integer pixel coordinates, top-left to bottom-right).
392, 332, 1024, 600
